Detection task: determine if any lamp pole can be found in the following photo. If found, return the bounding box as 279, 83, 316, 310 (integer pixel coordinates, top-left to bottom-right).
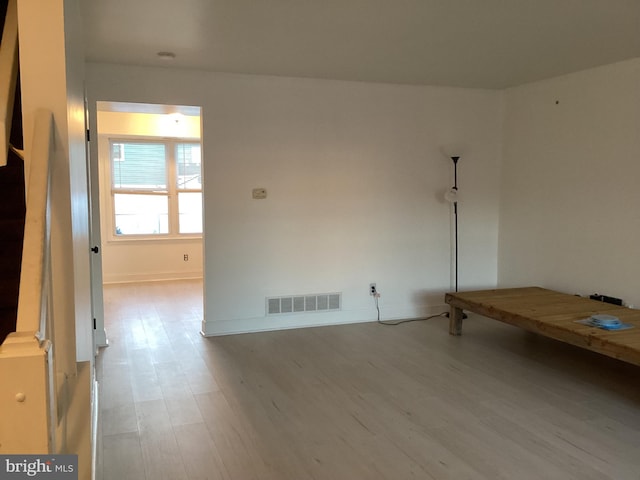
451, 156, 460, 292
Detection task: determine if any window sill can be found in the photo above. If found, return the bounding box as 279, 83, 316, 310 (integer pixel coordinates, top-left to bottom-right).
106, 235, 202, 245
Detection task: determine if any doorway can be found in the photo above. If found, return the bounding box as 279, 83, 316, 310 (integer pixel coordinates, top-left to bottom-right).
92, 101, 204, 346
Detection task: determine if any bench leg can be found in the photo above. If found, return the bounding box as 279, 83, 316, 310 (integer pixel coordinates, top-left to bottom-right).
449, 305, 464, 335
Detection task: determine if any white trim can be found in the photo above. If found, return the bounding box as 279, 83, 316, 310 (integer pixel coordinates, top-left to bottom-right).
0, 0, 18, 168
200, 303, 449, 336
91, 379, 99, 480
94, 328, 108, 348
105, 233, 202, 244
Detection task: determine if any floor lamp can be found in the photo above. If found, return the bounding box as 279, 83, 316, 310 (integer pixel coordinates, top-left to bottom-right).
445, 156, 460, 292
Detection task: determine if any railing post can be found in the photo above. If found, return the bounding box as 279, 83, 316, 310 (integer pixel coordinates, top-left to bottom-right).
0, 108, 56, 453
0, 333, 51, 453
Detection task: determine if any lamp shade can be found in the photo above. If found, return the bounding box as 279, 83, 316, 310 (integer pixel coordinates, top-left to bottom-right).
444, 187, 458, 203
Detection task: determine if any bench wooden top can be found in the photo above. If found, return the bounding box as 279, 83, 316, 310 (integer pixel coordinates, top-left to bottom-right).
445, 287, 640, 367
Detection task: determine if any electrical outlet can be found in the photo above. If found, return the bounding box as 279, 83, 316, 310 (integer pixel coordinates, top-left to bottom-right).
369, 283, 377, 296
183, 254, 189, 261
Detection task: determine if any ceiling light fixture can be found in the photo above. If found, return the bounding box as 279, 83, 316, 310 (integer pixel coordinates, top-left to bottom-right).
167, 112, 183, 124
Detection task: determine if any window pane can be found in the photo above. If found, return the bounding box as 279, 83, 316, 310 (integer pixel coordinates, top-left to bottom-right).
178, 192, 202, 234
112, 142, 167, 189
176, 143, 202, 190
114, 194, 169, 235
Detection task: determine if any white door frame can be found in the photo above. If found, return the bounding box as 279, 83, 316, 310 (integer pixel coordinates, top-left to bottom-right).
86, 96, 108, 349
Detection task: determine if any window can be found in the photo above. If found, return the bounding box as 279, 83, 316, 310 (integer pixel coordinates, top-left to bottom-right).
109, 139, 202, 237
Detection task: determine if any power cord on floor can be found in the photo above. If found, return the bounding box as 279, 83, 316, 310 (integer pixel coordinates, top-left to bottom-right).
374, 292, 449, 326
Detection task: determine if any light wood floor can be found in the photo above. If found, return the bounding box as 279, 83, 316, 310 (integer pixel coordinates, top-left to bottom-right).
96, 280, 640, 480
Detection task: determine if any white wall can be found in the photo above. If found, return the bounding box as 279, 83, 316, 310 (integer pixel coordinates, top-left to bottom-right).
499, 58, 640, 305
96, 111, 203, 283
86, 64, 503, 335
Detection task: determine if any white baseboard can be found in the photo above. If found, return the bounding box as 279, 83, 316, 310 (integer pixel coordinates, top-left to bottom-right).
94, 328, 108, 348
201, 303, 449, 337
91, 379, 99, 480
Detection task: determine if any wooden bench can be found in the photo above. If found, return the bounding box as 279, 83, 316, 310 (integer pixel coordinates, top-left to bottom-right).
445, 287, 640, 367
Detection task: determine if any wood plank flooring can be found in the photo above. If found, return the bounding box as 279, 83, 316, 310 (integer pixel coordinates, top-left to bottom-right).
96, 280, 640, 480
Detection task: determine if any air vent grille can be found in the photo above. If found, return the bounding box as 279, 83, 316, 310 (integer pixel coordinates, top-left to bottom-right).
267, 293, 341, 316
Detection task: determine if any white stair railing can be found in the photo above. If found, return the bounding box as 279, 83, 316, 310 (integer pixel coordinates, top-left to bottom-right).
0, 0, 19, 167
0, 109, 55, 453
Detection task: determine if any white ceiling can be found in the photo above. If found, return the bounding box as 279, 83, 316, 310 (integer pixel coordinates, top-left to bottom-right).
81, 0, 640, 89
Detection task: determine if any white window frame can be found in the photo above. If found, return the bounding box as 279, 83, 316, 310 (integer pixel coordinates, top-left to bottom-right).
107, 137, 203, 241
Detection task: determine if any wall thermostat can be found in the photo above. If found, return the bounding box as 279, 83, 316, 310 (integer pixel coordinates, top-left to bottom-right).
252, 188, 267, 199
